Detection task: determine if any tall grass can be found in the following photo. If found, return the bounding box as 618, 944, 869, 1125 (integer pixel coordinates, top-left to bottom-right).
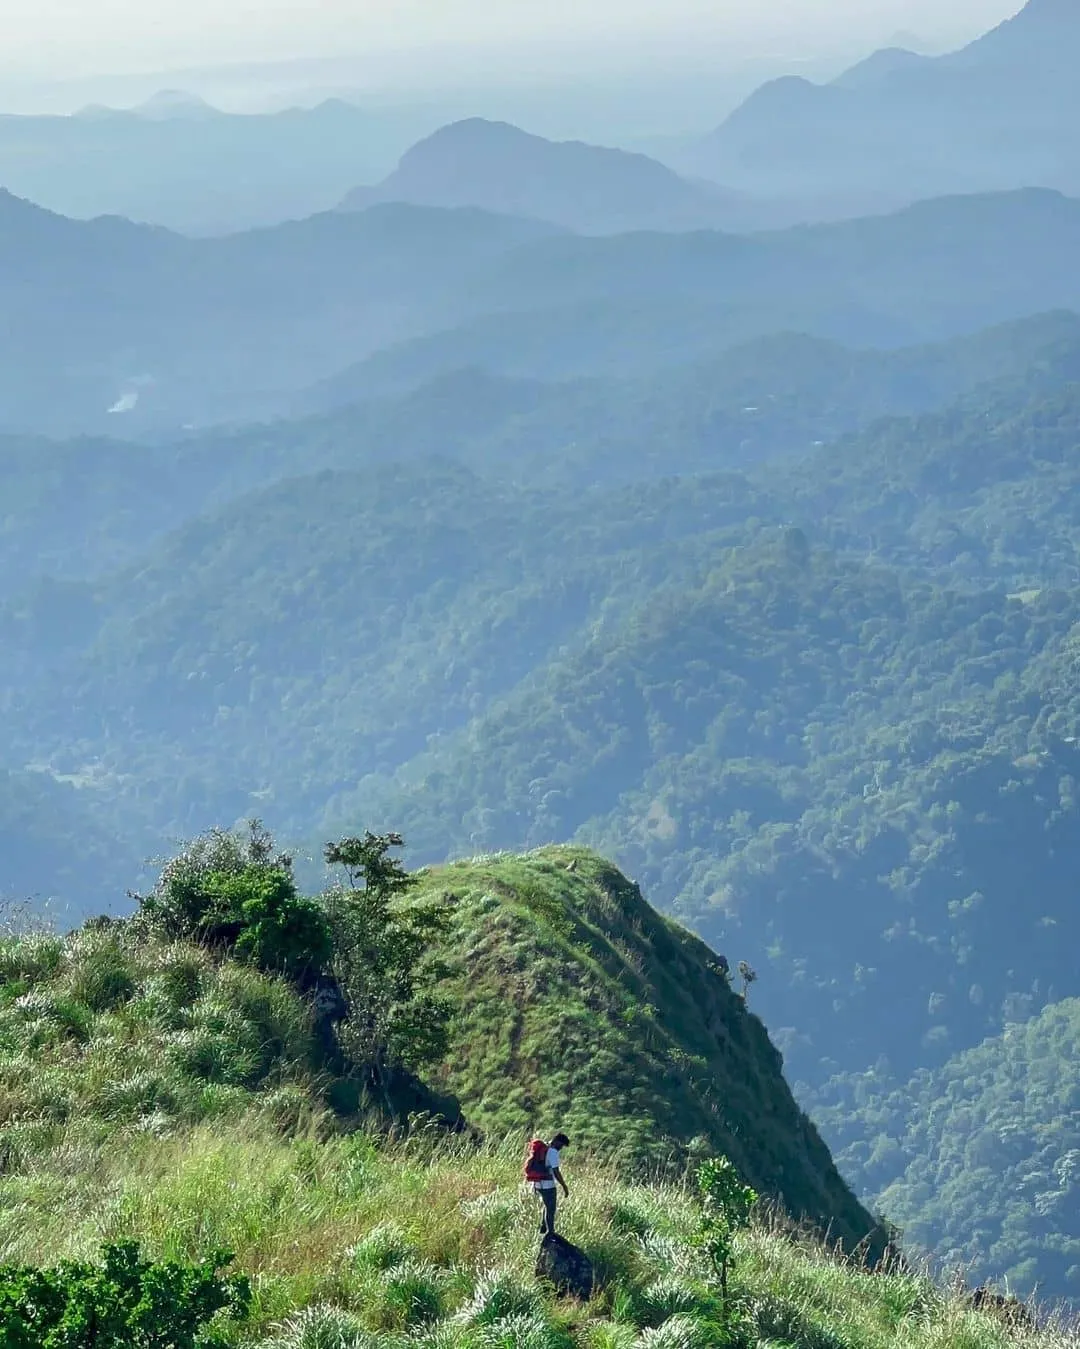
0, 922, 1074, 1347
1, 1121, 1073, 1348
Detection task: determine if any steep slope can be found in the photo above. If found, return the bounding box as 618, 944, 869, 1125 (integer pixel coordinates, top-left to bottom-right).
0, 907, 1036, 1346
414, 846, 880, 1250
815, 999, 1080, 1300
687, 0, 1080, 209
351, 531, 1080, 1088
339, 118, 748, 235
0, 842, 879, 1256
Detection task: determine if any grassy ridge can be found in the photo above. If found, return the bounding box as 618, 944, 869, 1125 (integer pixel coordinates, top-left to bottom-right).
0, 856, 1070, 1345
413, 847, 877, 1252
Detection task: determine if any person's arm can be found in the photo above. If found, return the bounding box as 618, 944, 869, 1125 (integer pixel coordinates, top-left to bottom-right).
552, 1166, 569, 1198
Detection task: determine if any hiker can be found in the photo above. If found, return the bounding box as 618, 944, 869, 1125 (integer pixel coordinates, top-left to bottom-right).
525, 1132, 570, 1237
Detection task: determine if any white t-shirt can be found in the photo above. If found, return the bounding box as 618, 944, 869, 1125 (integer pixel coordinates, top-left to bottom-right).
533, 1147, 560, 1191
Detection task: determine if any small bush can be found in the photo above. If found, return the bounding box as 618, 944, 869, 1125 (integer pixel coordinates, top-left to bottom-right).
349, 1223, 414, 1274
261, 1304, 380, 1349
139, 825, 332, 986
0, 935, 64, 987
635, 1315, 714, 1349
0, 1241, 249, 1349
639, 1276, 703, 1321
457, 1268, 541, 1328
474, 1313, 577, 1349
14, 989, 94, 1044
375, 1261, 445, 1329
64, 936, 137, 1012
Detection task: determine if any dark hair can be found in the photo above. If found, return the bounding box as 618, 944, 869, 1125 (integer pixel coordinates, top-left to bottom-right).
551, 1132, 570, 1149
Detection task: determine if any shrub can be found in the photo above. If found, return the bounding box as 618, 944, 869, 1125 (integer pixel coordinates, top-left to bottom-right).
261, 1305, 381, 1349
375, 1261, 445, 1329
635, 1315, 714, 1349
456, 1267, 541, 1328
349, 1223, 414, 1274
474, 1314, 577, 1349
0, 934, 64, 987
0, 1241, 249, 1349
692, 1158, 756, 1299
138, 824, 332, 987
64, 934, 137, 1011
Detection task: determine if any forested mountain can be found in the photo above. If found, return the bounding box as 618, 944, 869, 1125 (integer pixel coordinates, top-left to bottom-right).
6, 203, 1080, 1297
685, 0, 1080, 213
301, 191, 1080, 402
0, 769, 140, 920
338, 119, 753, 235
813, 1000, 1080, 1297
8, 312, 1073, 604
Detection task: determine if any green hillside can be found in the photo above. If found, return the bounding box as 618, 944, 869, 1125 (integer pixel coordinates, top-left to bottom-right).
814, 1000, 1080, 1300
0, 836, 927, 1343
0, 839, 1054, 1348
9, 318, 1080, 1300
353, 531, 1080, 1084
0, 842, 876, 1252
411, 846, 875, 1249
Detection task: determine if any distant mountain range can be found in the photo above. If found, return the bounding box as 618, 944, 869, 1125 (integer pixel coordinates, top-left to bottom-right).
5, 185, 1080, 436
682, 0, 1080, 214
0, 98, 434, 233
338, 118, 759, 235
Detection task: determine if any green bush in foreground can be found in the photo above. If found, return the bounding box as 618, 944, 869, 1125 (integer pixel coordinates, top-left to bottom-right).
0, 1241, 250, 1348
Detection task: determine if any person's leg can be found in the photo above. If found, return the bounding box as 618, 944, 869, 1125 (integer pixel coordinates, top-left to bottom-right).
540, 1186, 557, 1236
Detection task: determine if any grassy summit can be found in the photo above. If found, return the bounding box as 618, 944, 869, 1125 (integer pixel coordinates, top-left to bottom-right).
0, 841, 1064, 1345
413, 847, 877, 1253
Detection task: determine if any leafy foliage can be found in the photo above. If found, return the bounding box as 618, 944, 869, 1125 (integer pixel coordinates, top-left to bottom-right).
693, 1158, 758, 1297
324, 833, 453, 1093
0, 1242, 249, 1349
138, 822, 333, 985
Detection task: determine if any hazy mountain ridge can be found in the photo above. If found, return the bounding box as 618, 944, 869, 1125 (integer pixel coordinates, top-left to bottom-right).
338, 118, 757, 235
4, 184, 1080, 438
686, 0, 1080, 210
0, 97, 435, 233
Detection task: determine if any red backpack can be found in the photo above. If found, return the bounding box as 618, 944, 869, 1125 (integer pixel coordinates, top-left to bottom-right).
524, 1138, 551, 1184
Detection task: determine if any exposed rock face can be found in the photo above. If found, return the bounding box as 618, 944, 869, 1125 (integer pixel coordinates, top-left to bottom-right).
536, 1234, 594, 1301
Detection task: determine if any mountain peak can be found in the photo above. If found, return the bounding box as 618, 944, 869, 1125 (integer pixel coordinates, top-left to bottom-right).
338, 118, 740, 235
133, 89, 220, 121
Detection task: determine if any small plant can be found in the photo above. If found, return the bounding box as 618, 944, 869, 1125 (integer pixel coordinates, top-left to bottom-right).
692, 1157, 757, 1301
0, 1241, 250, 1349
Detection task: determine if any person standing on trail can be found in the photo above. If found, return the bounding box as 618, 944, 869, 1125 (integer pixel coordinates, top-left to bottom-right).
525, 1132, 570, 1237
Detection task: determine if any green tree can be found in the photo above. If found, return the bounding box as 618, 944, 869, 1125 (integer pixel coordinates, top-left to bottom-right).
324, 833, 452, 1112
137, 822, 332, 987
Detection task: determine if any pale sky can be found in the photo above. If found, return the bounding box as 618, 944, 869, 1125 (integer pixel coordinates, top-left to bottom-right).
0, 0, 1023, 78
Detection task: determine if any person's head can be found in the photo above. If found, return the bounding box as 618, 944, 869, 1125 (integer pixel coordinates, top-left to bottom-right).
551, 1132, 570, 1151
